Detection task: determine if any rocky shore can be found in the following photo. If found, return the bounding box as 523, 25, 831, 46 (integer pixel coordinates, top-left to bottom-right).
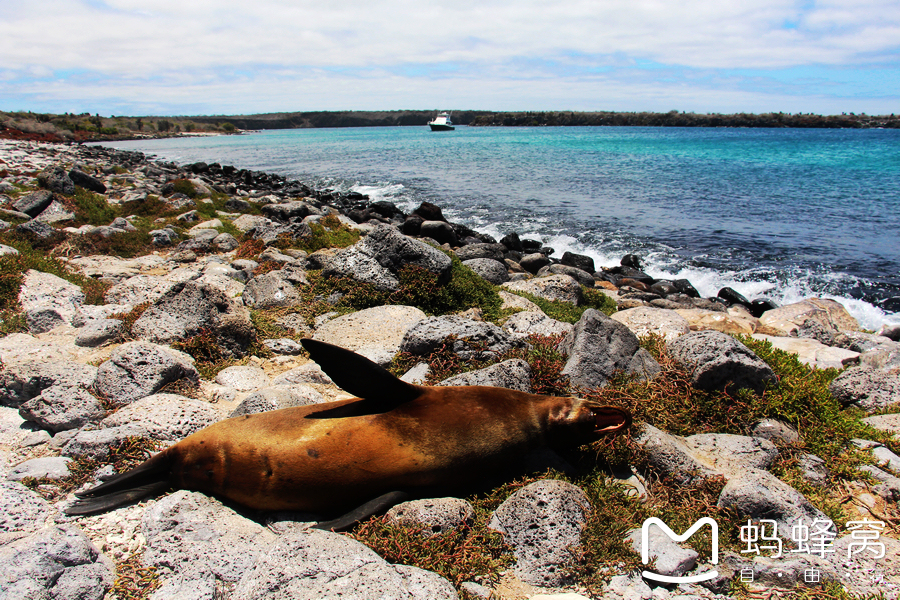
0, 138, 898, 600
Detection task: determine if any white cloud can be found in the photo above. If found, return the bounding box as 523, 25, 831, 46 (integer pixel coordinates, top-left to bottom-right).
0, 0, 897, 113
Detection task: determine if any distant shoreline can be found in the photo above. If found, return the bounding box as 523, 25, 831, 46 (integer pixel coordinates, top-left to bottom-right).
2, 109, 898, 144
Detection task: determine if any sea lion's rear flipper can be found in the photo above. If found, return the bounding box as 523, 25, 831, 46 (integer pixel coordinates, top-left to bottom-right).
64, 451, 172, 516
301, 339, 423, 412
312, 491, 411, 532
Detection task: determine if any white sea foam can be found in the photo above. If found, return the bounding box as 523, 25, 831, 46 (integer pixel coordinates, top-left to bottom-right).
468, 220, 899, 330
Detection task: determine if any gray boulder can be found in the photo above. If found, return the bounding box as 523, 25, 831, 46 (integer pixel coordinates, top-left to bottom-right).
439, 358, 532, 393
95, 342, 199, 406
684, 433, 779, 472
18, 270, 84, 328
419, 220, 457, 245
68, 168, 106, 193
19, 386, 105, 432
34, 199, 75, 224
131, 281, 254, 357
462, 258, 509, 285
149, 228, 179, 246
16, 219, 56, 239
0, 481, 51, 540
24, 308, 67, 334
100, 393, 223, 441
750, 418, 800, 445
560, 251, 595, 274
829, 366, 900, 411
261, 201, 314, 222
241, 271, 302, 308
536, 263, 595, 287
667, 330, 776, 394
313, 305, 427, 360
0, 361, 98, 409
6, 456, 72, 482
488, 479, 590, 586
37, 166, 75, 195
519, 253, 551, 274
502, 274, 583, 305
103, 274, 176, 306
559, 308, 661, 389
262, 338, 304, 355
717, 468, 834, 536
214, 367, 266, 394
797, 453, 830, 487
632, 424, 718, 485
270, 363, 333, 387
455, 243, 506, 262
858, 341, 900, 370
501, 311, 573, 339
141, 490, 277, 585
232, 528, 457, 600
324, 224, 452, 292
400, 315, 526, 359
213, 232, 239, 251
13, 190, 54, 218
385, 498, 475, 537
249, 221, 313, 246
0, 525, 113, 600
74, 318, 123, 348
230, 385, 324, 417
61, 425, 146, 460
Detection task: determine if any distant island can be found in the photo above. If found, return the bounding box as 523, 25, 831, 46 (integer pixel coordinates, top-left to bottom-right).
2, 109, 897, 142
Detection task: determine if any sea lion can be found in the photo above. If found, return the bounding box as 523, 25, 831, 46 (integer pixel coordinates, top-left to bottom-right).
67, 339, 631, 529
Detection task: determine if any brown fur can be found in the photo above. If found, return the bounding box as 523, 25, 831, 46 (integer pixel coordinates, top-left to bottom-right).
155, 385, 627, 514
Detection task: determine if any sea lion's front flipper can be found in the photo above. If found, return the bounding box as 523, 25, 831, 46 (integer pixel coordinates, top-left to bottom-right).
312, 491, 411, 532
301, 339, 423, 411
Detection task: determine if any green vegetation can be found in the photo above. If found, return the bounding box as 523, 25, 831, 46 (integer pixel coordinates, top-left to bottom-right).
170, 178, 200, 198
294, 214, 361, 253
504, 285, 617, 324
71, 187, 117, 225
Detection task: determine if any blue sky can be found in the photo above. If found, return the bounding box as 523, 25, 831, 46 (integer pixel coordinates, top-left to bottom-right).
1, 0, 898, 116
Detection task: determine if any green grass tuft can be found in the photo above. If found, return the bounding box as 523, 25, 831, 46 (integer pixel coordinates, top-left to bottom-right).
505, 285, 617, 324
71, 187, 117, 225
294, 214, 361, 253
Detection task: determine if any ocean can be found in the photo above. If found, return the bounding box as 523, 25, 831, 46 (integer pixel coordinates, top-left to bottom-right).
102, 125, 900, 331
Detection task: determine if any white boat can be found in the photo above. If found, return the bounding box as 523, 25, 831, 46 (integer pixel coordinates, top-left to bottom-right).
428, 112, 455, 131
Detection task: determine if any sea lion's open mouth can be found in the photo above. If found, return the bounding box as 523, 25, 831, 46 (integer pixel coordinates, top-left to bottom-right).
591, 406, 632, 434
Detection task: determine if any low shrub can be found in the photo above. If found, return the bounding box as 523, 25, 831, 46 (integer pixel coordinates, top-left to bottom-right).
58, 229, 155, 259
295, 214, 361, 253
505, 285, 616, 324
69, 187, 118, 225
170, 179, 199, 199
119, 196, 179, 220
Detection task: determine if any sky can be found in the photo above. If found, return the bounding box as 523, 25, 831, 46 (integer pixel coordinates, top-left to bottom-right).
1, 0, 898, 116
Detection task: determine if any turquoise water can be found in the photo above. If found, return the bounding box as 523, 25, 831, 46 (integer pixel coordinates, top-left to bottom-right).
104, 126, 900, 329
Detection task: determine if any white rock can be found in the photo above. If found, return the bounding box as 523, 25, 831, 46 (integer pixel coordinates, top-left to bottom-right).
611, 307, 691, 342
215, 366, 270, 392
18, 270, 84, 326
313, 305, 427, 357
752, 334, 859, 369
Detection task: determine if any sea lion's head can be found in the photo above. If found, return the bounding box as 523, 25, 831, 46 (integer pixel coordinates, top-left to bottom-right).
544, 397, 632, 449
